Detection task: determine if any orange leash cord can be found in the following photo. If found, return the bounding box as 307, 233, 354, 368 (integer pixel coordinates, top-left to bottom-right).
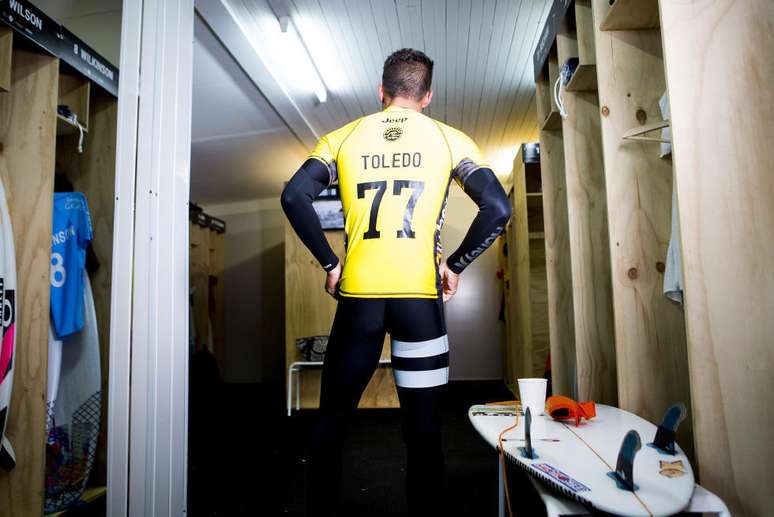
489, 401, 520, 517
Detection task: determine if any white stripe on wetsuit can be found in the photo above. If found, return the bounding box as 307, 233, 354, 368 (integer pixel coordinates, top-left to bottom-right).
391, 335, 449, 388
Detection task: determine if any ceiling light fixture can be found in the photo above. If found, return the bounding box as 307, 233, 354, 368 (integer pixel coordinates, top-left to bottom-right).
278, 16, 327, 104
490, 146, 520, 179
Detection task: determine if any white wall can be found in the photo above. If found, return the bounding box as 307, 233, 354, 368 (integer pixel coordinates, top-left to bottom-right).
207, 188, 506, 384
207, 200, 285, 383
442, 187, 506, 380
34, 0, 122, 66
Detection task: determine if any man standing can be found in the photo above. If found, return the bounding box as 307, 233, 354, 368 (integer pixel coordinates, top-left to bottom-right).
281, 48, 511, 516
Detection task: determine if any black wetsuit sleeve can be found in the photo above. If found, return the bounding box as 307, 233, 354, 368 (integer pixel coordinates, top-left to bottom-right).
281, 159, 340, 271
446, 167, 512, 274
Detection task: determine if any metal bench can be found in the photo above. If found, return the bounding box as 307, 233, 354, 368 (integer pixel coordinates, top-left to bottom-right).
286, 358, 392, 416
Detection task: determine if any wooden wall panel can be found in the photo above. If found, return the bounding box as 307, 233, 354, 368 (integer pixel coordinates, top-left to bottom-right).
557, 17, 579, 62
55, 90, 118, 486
505, 148, 551, 387
0, 29, 11, 93
285, 223, 398, 408
500, 226, 513, 384
575, 0, 595, 66
0, 50, 58, 517
559, 88, 616, 405
506, 157, 532, 382
547, 51, 560, 116
538, 127, 575, 397
660, 1, 774, 514
528, 238, 549, 380
540, 51, 563, 130
536, 73, 551, 128
599, 0, 660, 31
57, 72, 90, 132
591, 0, 692, 456
556, 21, 617, 405
189, 224, 210, 352
209, 231, 226, 371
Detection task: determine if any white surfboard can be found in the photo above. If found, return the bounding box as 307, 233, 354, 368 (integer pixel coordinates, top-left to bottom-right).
469, 404, 694, 516
0, 176, 17, 471
45, 275, 101, 512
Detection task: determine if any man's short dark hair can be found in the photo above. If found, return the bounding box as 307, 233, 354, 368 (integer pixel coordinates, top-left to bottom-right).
382, 49, 434, 101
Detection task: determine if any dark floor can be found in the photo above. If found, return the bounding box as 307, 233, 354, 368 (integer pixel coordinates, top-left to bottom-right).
188, 379, 549, 517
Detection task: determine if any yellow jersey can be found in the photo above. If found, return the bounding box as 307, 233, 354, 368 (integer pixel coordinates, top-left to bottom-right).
309, 105, 489, 298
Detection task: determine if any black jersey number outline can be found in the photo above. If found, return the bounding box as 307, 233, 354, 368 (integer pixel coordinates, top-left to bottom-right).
393, 180, 424, 238
357, 181, 387, 239
356, 180, 425, 240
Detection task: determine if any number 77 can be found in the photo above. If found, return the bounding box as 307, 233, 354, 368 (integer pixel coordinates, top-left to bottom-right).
356, 180, 425, 240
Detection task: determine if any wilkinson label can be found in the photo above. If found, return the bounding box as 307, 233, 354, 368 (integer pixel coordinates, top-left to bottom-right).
60, 27, 118, 96
533, 463, 590, 493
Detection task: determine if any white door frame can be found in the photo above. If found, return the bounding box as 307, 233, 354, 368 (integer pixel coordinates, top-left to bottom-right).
108, 0, 194, 515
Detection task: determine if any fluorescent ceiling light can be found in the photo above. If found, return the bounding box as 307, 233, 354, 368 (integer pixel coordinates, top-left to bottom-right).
490, 146, 519, 179
279, 16, 327, 103
291, 17, 346, 94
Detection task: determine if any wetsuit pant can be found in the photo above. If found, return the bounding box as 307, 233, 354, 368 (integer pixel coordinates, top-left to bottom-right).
306, 297, 449, 517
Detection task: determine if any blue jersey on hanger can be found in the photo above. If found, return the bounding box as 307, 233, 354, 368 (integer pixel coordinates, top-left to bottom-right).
50, 192, 93, 338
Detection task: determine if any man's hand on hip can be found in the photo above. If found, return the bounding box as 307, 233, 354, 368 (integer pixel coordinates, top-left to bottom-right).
440, 262, 459, 302
325, 262, 342, 299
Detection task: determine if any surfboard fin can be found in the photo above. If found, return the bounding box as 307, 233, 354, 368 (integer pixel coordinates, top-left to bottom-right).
0, 436, 16, 471
608, 430, 641, 491
519, 407, 538, 460
649, 403, 686, 455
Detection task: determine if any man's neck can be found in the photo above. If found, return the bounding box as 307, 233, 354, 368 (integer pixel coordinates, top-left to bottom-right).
384, 97, 423, 112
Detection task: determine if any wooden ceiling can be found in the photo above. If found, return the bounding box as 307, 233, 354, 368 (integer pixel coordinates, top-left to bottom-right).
221, 0, 551, 178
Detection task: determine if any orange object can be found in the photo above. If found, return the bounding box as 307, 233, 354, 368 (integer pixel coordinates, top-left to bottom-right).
547, 395, 596, 427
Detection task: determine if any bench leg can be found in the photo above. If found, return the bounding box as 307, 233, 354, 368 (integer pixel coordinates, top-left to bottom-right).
295, 369, 301, 410
287, 367, 293, 416
498, 455, 505, 517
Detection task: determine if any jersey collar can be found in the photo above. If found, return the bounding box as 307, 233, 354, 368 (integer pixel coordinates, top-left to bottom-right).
383, 105, 416, 112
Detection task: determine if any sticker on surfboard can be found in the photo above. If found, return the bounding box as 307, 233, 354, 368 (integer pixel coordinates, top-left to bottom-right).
659, 460, 687, 478
533, 463, 590, 492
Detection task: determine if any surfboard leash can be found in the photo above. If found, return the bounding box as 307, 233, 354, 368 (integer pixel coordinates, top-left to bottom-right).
494, 401, 521, 517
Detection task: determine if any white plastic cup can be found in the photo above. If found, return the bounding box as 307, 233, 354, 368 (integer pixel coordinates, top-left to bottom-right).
518, 378, 548, 417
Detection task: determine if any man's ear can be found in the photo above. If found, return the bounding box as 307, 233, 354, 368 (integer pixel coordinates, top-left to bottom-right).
422, 90, 433, 109
378, 84, 386, 106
